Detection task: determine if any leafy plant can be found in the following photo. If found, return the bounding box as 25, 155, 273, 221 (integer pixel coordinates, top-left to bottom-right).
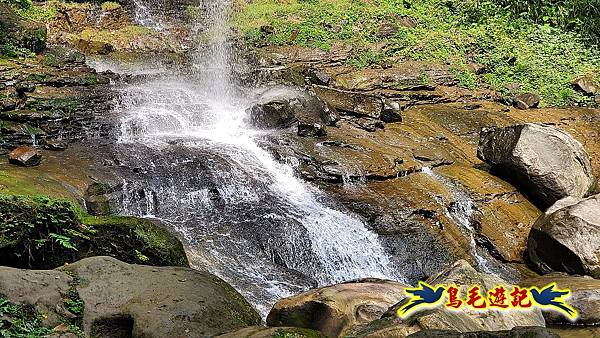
134, 249, 150, 263
49, 233, 77, 251
0, 296, 53, 337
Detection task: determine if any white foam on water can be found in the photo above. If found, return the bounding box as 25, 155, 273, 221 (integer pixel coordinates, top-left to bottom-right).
114, 0, 401, 317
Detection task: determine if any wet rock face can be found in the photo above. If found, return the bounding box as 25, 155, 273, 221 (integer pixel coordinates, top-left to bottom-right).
266, 279, 408, 337
8, 145, 42, 166
84, 180, 124, 216
297, 122, 326, 137
477, 123, 595, 209
355, 261, 545, 337
0, 256, 261, 338
527, 194, 600, 278
313, 85, 383, 119
0, 4, 47, 53
522, 273, 600, 325
0, 48, 114, 150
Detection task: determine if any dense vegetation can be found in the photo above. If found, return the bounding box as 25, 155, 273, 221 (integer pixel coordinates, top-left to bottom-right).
0, 193, 189, 269
234, 0, 600, 106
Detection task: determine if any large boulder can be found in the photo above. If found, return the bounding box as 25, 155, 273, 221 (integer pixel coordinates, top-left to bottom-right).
266, 279, 408, 337
64, 256, 261, 337
521, 273, 600, 325
571, 76, 598, 95
354, 261, 545, 338
0, 256, 261, 337
247, 87, 330, 129
0, 267, 74, 328
527, 194, 600, 278
477, 123, 595, 209
513, 93, 540, 110
0, 4, 46, 53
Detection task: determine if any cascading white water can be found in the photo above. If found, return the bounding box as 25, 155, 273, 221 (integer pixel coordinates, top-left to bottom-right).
131, 0, 165, 31
421, 167, 492, 272
116, 0, 399, 316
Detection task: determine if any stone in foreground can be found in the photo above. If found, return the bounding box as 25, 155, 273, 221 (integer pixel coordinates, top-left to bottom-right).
354, 260, 544, 337
407, 326, 558, 338
266, 278, 408, 337
8, 145, 42, 166
477, 123, 595, 209
527, 194, 600, 278
215, 326, 326, 338
0, 256, 261, 337
522, 273, 600, 325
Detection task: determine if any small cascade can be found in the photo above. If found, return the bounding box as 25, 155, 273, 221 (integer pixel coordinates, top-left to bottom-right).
421, 167, 493, 273
131, 0, 165, 31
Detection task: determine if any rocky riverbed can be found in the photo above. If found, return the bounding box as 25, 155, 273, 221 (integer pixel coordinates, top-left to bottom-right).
1, 0, 600, 337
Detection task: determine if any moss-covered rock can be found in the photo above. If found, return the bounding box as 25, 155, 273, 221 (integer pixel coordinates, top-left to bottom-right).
0, 256, 260, 338
0, 193, 188, 269
0, 3, 46, 54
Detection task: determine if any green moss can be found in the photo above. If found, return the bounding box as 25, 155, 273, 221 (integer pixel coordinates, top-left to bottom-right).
235, 0, 600, 106
184, 4, 202, 18
0, 295, 54, 337
100, 1, 120, 11
24, 96, 80, 116
0, 193, 188, 268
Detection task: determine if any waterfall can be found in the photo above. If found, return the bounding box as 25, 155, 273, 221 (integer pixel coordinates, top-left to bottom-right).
131, 0, 165, 31
114, 0, 399, 316
421, 167, 492, 272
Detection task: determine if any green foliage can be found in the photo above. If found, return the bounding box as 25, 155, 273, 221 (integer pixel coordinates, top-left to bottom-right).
235, 0, 600, 106
100, 1, 120, 11
272, 328, 324, 338
134, 249, 150, 262
0, 194, 90, 267
0, 43, 35, 58
496, 0, 600, 43
49, 233, 78, 251
0, 296, 53, 337
1, 0, 57, 22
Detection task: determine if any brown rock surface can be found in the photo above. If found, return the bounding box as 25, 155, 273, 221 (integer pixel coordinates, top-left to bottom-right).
266, 279, 408, 337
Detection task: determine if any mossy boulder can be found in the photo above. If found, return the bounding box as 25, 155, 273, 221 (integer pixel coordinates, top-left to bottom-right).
0, 256, 261, 337
0, 3, 47, 53
0, 194, 188, 269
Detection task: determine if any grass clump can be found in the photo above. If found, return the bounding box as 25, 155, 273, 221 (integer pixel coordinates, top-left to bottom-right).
100, 1, 120, 11
234, 0, 600, 106
1, 0, 57, 22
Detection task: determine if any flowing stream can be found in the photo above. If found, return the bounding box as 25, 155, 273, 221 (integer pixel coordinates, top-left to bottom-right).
114, 0, 398, 316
